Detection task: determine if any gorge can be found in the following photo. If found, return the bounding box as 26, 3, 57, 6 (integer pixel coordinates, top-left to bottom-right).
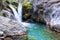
0, 0, 60, 40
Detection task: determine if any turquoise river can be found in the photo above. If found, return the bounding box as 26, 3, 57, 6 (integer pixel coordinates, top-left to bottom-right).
23, 23, 60, 40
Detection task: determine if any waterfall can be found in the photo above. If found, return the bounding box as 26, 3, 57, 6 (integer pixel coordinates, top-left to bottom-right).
8, 3, 29, 27
9, 3, 22, 23
18, 3, 22, 22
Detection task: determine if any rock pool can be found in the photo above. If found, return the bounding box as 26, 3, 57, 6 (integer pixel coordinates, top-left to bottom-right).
23, 23, 60, 40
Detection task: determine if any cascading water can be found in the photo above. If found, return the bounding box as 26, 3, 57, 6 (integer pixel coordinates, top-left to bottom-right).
9, 3, 22, 23
8, 2, 30, 27
18, 3, 22, 22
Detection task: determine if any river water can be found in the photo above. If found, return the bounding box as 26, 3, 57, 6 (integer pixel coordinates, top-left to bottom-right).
23, 23, 60, 40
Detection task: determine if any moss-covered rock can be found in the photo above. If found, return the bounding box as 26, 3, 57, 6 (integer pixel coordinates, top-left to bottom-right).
23, 13, 31, 19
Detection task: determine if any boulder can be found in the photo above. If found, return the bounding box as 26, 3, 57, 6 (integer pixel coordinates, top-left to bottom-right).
0, 16, 27, 40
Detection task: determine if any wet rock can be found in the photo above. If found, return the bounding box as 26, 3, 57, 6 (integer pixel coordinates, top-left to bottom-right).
0, 16, 27, 39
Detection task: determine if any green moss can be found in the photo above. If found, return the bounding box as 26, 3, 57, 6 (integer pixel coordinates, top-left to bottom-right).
23, 13, 31, 19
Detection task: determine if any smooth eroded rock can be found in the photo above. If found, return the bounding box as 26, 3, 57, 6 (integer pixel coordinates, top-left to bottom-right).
0, 16, 27, 40
44, 0, 60, 32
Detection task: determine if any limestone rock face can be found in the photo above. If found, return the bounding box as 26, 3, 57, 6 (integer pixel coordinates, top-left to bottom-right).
0, 16, 26, 36
44, 0, 60, 32
31, 0, 44, 23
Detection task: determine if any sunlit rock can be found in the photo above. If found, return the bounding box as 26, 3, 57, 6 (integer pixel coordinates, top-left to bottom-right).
44, 0, 60, 32
0, 16, 27, 39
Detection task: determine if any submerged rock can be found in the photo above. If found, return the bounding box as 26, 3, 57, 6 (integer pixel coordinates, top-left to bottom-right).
0, 16, 27, 39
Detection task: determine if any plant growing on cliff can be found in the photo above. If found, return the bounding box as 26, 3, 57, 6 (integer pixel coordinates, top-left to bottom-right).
23, 0, 32, 9
7, 0, 15, 3
24, 2, 32, 9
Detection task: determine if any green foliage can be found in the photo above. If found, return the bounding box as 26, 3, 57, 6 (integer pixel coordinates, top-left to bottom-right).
13, 5, 18, 9
24, 0, 28, 3
24, 2, 32, 9
23, 0, 32, 9
7, 0, 15, 3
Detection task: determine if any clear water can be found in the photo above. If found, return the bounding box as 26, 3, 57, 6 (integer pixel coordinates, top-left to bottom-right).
23, 23, 60, 40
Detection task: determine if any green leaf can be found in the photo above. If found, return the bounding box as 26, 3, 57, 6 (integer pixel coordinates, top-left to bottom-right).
7, 0, 15, 3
